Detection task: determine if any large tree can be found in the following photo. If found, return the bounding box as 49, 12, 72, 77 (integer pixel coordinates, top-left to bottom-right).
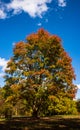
4, 29, 77, 116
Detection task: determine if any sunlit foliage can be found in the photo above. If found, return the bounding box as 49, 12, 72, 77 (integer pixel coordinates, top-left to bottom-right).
3, 29, 77, 116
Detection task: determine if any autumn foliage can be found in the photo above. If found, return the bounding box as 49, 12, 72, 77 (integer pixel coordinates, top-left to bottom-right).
3, 29, 77, 117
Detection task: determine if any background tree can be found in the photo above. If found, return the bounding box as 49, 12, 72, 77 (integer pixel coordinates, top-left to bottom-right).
4, 29, 77, 116
0, 87, 12, 118
0, 87, 5, 117
76, 99, 80, 113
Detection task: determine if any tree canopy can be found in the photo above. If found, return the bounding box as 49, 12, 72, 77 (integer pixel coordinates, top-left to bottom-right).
3, 29, 77, 116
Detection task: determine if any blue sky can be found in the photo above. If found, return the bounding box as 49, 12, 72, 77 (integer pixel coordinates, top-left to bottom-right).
0, 0, 80, 99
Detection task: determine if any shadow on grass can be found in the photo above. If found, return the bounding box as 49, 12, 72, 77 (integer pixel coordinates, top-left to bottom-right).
0, 116, 80, 130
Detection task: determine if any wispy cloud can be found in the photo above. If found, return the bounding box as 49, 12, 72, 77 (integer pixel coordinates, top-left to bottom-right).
0, 9, 7, 19
77, 84, 80, 89
37, 22, 42, 26
45, 18, 48, 22
0, 0, 67, 19
0, 57, 8, 77
58, 0, 66, 7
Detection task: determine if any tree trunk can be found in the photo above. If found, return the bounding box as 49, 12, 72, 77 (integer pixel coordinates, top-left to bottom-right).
32, 109, 38, 117
32, 104, 39, 117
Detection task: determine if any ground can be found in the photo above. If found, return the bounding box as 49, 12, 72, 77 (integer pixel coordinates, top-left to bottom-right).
0, 116, 80, 130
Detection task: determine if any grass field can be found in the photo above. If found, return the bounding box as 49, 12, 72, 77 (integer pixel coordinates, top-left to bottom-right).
0, 115, 80, 130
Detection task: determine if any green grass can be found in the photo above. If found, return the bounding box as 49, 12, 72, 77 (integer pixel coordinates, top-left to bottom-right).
54, 115, 80, 119
0, 118, 6, 121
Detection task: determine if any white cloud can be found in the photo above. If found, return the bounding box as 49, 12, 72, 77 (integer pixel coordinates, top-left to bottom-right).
12, 42, 16, 46
77, 84, 80, 89
37, 22, 42, 26
0, 73, 5, 78
0, 9, 7, 19
58, 0, 66, 7
0, 57, 8, 72
1, 0, 52, 18
0, 0, 67, 19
